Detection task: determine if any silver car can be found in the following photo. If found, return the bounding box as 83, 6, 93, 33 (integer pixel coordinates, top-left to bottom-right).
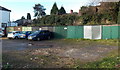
0, 31, 4, 36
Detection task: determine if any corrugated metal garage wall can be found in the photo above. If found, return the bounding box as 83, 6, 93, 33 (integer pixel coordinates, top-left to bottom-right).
111, 26, 118, 39
48, 27, 54, 32
32, 27, 40, 31
41, 27, 48, 30
92, 26, 102, 39
6, 27, 14, 33
67, 26, 83, 38
102, 25, 119, 39
14, 27, 22, 31
84, 26, 92, 39
118, 26, 120, 39
6, 25, 119, 39
75, 26, 84, 38
67, 26, 76, 38
102, 26, 111, 39
84, 26, 102, 39
54, 26, 67, 39
22, 27, 32, 31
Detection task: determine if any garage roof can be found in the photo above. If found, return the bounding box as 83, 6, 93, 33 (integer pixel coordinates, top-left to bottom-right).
0, 6, 11, 12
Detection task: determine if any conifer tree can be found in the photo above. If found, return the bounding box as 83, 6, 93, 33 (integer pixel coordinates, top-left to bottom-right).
58, 6, 66, 15
50, 2, 59, 15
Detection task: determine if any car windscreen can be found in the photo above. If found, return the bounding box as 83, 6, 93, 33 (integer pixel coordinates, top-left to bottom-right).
27, 31, 33, 34
20, 31, 26, 34
31, 31, 40, 35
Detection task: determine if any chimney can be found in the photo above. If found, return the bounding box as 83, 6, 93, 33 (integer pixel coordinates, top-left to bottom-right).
70, 10, 73, 14
78, 10, 81, 16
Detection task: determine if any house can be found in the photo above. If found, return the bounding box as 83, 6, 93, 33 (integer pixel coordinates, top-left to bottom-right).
69, 10, 81, 16
0, 6, 11, 30
7, 21, 18, 27
15, 19, 32, 26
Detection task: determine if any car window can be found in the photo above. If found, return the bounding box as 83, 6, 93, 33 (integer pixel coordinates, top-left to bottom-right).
44, 31, 50, 33
28, 31, 32, 34
20, 31, 26, 34
15, 32, 19, 33
15, 32, 20, 33
40, 31, 45, 34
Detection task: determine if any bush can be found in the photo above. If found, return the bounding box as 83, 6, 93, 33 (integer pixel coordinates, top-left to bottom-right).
32, 14, 80, 26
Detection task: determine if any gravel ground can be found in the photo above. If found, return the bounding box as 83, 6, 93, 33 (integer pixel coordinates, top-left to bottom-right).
2, 38, 118, 68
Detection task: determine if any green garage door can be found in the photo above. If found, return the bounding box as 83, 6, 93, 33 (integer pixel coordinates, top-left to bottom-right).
54, 26, 67, 39
102, 26, 119, 39
111, 26, 118, 39
102, 26, 111, 39
67, 26, 83, 39
119, 26, 120, 39
75, 26, 84, 38
67, 26, 76, 38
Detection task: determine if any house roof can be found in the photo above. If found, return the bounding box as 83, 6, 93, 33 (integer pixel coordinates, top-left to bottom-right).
0, 6, 11, 12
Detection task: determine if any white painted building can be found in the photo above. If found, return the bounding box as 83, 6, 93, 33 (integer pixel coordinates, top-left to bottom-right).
0, 6, 11, 30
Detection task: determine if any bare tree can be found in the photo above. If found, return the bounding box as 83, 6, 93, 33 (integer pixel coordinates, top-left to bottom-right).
102, 0, 120, 2
88, 0, 101, 6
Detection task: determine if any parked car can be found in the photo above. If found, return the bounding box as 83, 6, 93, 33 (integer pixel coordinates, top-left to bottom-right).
7, 31, 21, 39
18, 31, 33, 39
0, 31, 4, 37
28, 30, 52, 41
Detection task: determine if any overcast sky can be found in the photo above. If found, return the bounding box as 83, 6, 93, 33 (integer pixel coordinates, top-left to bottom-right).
0, 0, 119, 21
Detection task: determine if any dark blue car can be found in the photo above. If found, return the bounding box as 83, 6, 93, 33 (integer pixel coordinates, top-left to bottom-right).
28, 30, 52, 41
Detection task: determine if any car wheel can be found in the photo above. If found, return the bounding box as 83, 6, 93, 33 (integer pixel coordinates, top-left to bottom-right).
15, 36, 19, 39
37, 38, 41, 41
8, 38, 12, 39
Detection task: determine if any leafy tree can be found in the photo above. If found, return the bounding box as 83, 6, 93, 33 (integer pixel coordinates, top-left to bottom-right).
50, 2, 59, 15
46, 15, 55, 25
117, 7, 120, 24
58, 6, 66, 15
32, 14, 81, 26
33, 4, 46, 18
21, 16, 25, 19
27, 13, 31, 20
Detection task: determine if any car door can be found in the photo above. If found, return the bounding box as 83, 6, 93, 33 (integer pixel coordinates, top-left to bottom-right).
39, 31, 46, 39
15, 31, 21, 38
26, 31, 31, 37
43, 31, 50, 39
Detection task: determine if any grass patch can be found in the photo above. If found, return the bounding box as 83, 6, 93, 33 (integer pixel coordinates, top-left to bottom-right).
73, 50, 119, 69
82, 56, 120, 68
53, 39, 119, 46
73, 56, 120, 69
